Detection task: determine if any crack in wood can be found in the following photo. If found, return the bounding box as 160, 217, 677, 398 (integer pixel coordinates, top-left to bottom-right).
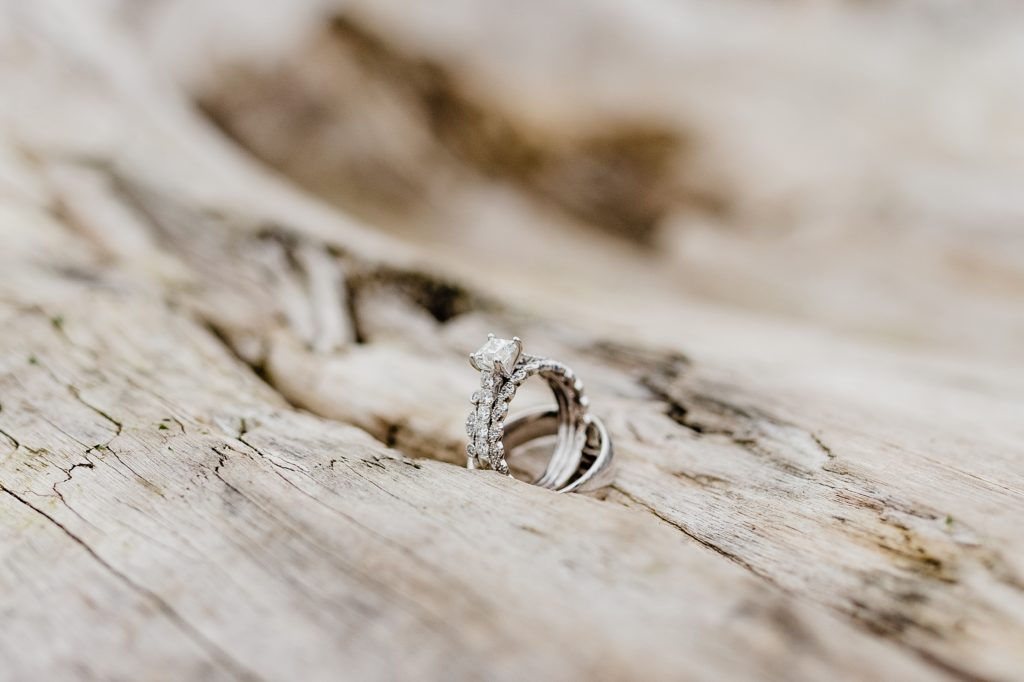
0, 483, 265, 682
609, 483, 778, 585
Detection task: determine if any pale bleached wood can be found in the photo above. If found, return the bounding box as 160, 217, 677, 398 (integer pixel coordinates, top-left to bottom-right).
1, 225, 951, 682
1, 2, 1023, 682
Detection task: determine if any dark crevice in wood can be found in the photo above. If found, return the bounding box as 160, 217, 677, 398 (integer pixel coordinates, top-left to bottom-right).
342, 268, 368, 344
0, 403, 21, 450
200, 319, 298, 409
347, 266, 484, 328
67, 384, 123, 437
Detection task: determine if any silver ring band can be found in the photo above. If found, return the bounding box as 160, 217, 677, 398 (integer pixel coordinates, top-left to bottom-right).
465, 334, 613, 493
501, 408, 614, 493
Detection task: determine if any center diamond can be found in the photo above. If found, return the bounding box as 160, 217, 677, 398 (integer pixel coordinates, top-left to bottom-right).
470, 335, 523, 377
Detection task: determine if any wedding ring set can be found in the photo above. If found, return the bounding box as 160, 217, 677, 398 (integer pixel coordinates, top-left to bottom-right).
465, 335, 613, 493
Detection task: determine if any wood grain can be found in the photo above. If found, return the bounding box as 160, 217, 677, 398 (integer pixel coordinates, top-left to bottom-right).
1, 2, 1022, 680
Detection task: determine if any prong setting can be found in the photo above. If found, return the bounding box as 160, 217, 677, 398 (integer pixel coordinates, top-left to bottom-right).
469, 335, 523, 378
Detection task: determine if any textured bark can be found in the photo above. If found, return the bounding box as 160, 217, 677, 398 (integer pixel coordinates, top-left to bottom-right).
1, 2, 1023, 681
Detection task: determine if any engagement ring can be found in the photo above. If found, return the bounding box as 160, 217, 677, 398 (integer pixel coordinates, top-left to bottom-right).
465, 334, 613, 493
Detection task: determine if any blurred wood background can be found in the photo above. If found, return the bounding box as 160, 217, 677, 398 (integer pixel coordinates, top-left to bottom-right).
1, 1, 1022, 680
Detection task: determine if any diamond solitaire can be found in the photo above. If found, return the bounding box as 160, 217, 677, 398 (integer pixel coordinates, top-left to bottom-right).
469, 334, 523, 378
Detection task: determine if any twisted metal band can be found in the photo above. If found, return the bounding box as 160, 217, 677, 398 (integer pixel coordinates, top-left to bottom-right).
502, 408, 614, 493
465, 335, 613, 493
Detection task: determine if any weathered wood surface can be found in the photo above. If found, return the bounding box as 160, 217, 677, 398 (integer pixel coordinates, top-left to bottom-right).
1, 2, 1023, 681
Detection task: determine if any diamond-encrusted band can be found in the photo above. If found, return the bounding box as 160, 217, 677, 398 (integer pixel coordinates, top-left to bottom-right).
465, 334, 613, 492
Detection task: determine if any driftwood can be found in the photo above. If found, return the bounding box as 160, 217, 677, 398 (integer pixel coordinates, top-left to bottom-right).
1, 2, 1023, 681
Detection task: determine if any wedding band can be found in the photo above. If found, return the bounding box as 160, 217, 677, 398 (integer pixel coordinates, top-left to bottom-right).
465, 334, 613, 492
502, 408, 614, 493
